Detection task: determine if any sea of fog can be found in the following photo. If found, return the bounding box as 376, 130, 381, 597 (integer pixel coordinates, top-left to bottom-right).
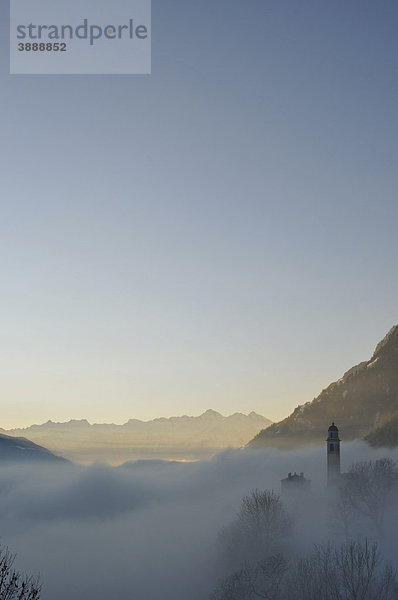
1, 442, 398, 600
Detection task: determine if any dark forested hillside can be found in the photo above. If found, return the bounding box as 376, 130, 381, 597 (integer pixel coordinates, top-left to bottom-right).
364, 413, 398, 448
0, 433, 69, 463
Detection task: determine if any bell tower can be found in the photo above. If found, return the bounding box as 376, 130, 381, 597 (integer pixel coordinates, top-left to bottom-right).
326, 422, 340, 486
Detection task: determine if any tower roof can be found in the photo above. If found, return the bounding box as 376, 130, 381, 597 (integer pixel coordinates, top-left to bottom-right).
328, 422, 338, 431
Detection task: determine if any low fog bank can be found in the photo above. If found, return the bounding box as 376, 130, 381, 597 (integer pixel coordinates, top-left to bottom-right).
1, 442, 398, 600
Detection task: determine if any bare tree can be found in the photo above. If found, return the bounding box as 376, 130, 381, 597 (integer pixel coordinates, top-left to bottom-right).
287, 540, 398, 600
212, 538, 397, 600
0, 546, 41, 600
248, 554, 288, 600
338, 458, 398, 537
210, 567, 252, 600
219, 489, 292, 569
330, 483, 358, 541
211, 554, 288, 600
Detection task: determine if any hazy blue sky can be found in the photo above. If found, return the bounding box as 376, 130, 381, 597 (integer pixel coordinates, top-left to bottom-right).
1, 0, 397, 427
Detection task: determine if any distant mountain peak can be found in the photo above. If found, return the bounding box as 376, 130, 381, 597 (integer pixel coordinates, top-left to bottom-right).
248, 411, 263, 418
199, 409, 223, 419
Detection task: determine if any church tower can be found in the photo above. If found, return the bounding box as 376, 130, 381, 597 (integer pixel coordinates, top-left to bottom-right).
326, 422, 340, 486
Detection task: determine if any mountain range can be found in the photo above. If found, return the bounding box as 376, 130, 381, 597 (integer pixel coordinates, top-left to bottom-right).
249, 325, 398, 449
2, 410, 272, 464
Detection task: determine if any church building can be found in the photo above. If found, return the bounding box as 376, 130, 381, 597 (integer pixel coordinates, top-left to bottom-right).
326, 422, 341, 486
281, 471, 311, 493
281, 422, 342, 493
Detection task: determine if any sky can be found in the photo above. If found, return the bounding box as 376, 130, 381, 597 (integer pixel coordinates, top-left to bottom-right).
1, 0, 397, 427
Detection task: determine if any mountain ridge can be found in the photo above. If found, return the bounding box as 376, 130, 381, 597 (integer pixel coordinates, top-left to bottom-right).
3, 409, 267, 431
2, 410, 272, 464
249, 325, 398, 449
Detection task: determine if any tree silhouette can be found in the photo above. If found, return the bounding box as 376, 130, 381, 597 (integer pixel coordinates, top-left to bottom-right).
212, 540, 398, 600
218, 489, 292, 571
338, 458, 398, 537
211, 554, 287, 600
288, 540, 397, 600
0, 546, 40, 600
